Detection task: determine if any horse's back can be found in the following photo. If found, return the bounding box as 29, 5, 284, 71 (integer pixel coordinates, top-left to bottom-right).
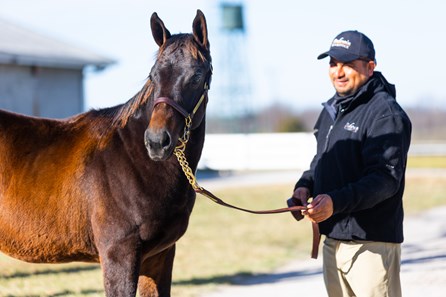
0, 109, 95, 189
0, 109, 100, 263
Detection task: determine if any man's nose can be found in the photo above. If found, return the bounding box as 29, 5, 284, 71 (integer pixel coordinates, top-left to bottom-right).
334, 63, 345, 77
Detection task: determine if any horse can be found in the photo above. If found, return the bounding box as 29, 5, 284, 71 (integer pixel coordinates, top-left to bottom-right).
0, 9, 212, 297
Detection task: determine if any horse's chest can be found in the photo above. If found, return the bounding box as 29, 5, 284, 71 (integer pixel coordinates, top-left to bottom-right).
132, 195, 194, 259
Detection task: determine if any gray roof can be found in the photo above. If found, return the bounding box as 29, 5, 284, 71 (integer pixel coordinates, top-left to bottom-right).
0, 18, 115, 70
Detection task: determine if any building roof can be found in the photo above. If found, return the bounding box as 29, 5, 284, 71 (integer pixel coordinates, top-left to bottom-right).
0, 18, 115, 70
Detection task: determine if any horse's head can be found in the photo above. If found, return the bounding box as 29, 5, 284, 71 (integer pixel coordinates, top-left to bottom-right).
144, 10, 212, 161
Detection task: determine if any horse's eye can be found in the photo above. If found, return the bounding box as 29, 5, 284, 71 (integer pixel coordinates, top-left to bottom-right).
189, 73, 202, 87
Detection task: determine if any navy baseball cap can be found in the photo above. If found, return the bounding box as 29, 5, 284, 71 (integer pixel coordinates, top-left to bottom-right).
317, 30, 376, 63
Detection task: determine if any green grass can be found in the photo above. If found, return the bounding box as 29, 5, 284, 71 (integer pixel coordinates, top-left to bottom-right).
1, 156, 445, 296
403, 175, 446, 213
171, 184, 313, 296
408, 155, 446, 168
0, 257, 103, 296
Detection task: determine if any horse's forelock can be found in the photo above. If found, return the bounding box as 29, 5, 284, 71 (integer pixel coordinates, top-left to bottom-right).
157, 34, 209, 63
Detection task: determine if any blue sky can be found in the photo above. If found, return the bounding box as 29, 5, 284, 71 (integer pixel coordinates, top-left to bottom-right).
1, 0, 445, 115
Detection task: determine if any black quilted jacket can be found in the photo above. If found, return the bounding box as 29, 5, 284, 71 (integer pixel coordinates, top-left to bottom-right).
295, 72, 412, 243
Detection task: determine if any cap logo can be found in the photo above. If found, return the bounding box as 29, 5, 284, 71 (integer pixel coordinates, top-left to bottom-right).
331, 37, 351, 49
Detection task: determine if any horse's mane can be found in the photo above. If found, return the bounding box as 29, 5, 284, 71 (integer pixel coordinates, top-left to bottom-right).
66, 79, 153, 149
111, 81, 154, 128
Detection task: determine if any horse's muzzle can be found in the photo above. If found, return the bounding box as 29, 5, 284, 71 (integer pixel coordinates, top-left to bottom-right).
144, 128, 174, 161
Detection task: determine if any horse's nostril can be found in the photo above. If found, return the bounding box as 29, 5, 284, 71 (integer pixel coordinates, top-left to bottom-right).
144, 130, 153, 148
145, 129, 172, 152
161, 131, 171, 149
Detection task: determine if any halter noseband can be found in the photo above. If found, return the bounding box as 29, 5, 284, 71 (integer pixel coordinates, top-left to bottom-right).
153, 82, 209, 125
152, 65, 212, 128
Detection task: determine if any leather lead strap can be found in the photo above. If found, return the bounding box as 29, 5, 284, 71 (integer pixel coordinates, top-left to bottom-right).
196, 187, 308, 214
311, 223, 321, 259
195, 187, 321, 259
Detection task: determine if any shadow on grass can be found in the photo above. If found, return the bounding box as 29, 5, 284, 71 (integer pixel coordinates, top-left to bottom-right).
3, 289, 104, 297
173, 271, 255, 286
1, 265, 100, 280
173, 267, 322, 287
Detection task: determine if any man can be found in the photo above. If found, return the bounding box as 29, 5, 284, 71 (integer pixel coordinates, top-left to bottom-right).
288, 31, 411, 297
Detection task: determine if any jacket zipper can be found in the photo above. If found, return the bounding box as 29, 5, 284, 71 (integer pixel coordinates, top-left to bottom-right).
324, 108, 345, 152
324, 125, 333, 152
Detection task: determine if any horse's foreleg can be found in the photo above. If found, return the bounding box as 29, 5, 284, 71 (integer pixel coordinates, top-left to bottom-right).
100, 236, 141, 297
138, 245, 176, 297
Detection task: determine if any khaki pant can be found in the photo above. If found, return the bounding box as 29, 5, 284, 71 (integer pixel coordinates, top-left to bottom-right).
323, 237, 401, 297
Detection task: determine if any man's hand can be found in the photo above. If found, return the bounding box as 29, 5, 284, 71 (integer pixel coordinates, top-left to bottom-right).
293, 187, 311, 206
287, 187, 311, 221
302, 194, 334, 223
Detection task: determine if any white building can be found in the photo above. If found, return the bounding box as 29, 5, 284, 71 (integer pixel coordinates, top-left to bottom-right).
0, 19, 114, 118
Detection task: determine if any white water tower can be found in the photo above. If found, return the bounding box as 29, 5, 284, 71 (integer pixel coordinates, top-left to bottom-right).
217, 2, 252, 124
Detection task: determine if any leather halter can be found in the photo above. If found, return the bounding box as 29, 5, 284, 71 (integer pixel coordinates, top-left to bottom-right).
153, 84, 208, 126
153, 97, 191, 118
152, 66, 212, 129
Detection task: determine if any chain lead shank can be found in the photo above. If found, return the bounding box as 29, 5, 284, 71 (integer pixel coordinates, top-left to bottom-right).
171, 92, 320, 259
174, 116, 203, 191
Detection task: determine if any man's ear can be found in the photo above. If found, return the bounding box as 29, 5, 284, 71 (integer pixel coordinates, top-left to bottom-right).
368, 60, 376, 76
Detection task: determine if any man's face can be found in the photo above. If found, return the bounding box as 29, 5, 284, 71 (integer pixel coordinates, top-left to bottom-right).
329, 58, 375, 97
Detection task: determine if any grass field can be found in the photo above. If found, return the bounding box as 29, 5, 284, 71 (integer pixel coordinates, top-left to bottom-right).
1, 156, 445, 296
407, 155, 446, 168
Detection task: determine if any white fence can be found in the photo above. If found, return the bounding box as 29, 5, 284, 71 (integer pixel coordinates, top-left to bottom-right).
409, 143, 446, 156
198, 133, 446, 172
198, 133, 316, 171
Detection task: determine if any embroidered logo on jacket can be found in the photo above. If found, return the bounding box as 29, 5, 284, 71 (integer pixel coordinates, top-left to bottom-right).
344, 122, 359, 133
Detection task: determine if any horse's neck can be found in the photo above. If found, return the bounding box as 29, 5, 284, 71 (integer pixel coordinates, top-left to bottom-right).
118, 106, 150, 144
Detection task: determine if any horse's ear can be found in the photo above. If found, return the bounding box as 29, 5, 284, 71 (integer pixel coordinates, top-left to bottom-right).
150, 12, 171, 47
192, 9, 209, 50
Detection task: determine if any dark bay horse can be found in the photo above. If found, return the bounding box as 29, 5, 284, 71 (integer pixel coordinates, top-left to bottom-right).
0, 10, 211, 297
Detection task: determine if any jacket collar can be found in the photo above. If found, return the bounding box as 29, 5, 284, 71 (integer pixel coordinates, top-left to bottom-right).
323, 71, 396, 119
